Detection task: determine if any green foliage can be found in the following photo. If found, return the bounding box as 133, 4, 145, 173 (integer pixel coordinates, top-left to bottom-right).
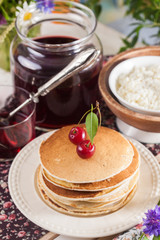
153, 236, 160, 240
0, 0, 32, 22
85, 0, 102, 19
139, 233, 160, 240
139, 233, 149, 240
0, 0, 33, 70
120, 0, 160, 52
0, 23, 16, 70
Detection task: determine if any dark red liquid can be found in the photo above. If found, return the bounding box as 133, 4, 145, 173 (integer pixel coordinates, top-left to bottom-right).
12, 36, 103, 129
0, 112, 35, 159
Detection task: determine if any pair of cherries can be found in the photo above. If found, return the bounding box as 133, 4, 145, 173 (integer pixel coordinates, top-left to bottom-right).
69, 126, 95, 159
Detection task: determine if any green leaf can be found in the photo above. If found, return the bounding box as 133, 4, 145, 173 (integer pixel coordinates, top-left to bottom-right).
122, 38, 131, 46
120, 0, 160, 51
139, 233, 145, 240
85, 0, 102, 19
0, 5, 10, 20
130, 34, 138, 47
139, 233, 151, 240
85, 109, 98, 145
93, 4, 102, 19
153, 236, 160, 240
119, 46, 129, 53
143, 235, 150, 240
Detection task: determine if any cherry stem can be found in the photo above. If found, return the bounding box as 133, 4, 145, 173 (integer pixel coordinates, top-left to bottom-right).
77, 101, 101, 127
86, 142, 90, 148
78, 107, 96, 125
96, 101, 101, 127
73, 128, 77, 134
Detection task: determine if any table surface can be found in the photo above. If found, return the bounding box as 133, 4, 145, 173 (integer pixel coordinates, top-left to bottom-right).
96, 22, 124, 55
0, 23, 155, 240
1, 98, 160, 240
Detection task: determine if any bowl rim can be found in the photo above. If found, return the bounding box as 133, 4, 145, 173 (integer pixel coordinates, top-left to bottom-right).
98, 46, 160, 124
108, 55, 160, 115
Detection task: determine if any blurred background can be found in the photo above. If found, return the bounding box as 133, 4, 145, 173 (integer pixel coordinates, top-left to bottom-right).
99, 0, 125, 27
0, 0, 158, 71
99, 0, 157, 46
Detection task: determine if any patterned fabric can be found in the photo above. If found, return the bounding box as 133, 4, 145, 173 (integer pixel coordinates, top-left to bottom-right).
0, 161, 48, 239
113, 225, 145, 240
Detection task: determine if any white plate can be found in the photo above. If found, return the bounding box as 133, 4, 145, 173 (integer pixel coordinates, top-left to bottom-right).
8, 131, 160, 238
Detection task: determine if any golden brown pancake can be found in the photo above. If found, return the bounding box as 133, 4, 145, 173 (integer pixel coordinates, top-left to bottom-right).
37, 125, 140, 216
37, 169, 137, 216
37, 165, 139, 201
39, 125, 134, 183
42, 142, 140, 191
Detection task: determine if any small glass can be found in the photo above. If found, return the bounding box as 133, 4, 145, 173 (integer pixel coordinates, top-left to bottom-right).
10, 0, 103, 131
0, 85, 36, 161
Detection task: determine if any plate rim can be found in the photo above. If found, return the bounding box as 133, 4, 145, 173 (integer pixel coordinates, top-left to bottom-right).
8, 131, 160, 238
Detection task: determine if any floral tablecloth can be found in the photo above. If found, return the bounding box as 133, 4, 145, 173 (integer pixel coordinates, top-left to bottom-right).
0, 101, 160, 240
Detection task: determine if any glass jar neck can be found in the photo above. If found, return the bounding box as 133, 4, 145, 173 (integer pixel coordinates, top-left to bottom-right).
15, 0, 97, 50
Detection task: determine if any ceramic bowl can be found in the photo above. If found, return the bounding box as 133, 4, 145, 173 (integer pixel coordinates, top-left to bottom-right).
98, 46, 160, 133
108, 55, 160, 116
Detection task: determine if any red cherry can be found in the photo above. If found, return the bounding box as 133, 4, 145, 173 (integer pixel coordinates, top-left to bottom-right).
77, 140, 95, 159
69, 127, 86, 145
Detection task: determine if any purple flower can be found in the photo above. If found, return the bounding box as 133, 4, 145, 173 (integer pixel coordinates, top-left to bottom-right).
0, 14, 7, 25
36, 0, 54, 13
143, 205, 160, 237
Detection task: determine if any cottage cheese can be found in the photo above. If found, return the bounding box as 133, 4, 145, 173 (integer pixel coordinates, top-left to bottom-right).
116, 65, 160, 110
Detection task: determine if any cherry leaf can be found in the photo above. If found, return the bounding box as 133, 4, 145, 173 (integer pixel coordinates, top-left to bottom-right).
85, 111, 98, 145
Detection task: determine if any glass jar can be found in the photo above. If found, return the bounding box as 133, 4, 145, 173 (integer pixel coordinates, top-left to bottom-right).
10, 0, 103, 131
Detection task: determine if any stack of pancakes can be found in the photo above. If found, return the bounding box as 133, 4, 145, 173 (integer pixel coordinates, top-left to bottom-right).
37, 125, 140, 216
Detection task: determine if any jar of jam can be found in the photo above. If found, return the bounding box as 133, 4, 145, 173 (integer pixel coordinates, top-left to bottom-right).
10, 0, 103, 131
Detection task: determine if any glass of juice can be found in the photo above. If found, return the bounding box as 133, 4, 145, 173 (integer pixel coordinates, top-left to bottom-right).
10, 0, 103, 131
0, 85, 36, 161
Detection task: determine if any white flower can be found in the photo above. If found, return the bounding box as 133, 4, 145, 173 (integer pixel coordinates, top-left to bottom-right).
16, 1, 42, 27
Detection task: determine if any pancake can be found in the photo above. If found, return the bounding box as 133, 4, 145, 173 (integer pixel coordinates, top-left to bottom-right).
39, 125, 134, 183
41, 185, 137, 212
42, 142, 140, 191
37, 125, 140, 216
37, 170, 137, 216
37, 165, 139, 200
37, 165, 139, 201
